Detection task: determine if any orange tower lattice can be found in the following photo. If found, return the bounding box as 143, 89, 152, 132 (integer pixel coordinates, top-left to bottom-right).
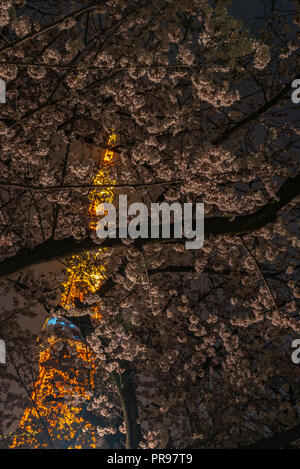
11, 133, 117, 449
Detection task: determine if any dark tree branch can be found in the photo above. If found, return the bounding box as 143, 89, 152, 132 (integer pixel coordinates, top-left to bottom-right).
80, 404, 122, 448
0, 2, 100, 55
0, 172, 299, 279
212, 76, 300, 145
111, 368, 141, 449
239, 422, 300, 449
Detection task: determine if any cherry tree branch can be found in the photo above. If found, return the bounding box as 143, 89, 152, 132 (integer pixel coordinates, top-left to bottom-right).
0, 172, 299, 279
111, 368, 141, 449
0, 2, 101, 55
239, 422, 300, 449
0, 179, 183, 191
212, 76, 300, 145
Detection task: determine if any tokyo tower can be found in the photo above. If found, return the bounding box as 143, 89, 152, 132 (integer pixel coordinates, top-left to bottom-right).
11, 134, 117, 449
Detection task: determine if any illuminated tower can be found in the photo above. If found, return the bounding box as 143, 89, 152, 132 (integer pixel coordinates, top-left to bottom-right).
11, 134, 117, 449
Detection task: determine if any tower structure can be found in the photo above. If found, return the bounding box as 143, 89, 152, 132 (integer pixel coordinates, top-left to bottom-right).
11, 134, 117, 449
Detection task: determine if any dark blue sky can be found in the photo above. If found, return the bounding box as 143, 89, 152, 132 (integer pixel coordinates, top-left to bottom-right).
229, 0, 295, 34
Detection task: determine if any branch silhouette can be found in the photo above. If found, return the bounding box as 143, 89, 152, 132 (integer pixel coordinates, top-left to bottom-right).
0, 172, 299, 279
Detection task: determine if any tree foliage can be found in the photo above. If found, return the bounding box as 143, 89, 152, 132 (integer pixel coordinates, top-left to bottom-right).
0, 0, 300, 449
